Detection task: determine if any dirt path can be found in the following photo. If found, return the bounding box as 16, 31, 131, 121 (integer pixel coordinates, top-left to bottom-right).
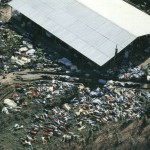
0, 5, 12, 22
0, 72, 15, 84
0, 70, 29, 85
139, 57, 150, 67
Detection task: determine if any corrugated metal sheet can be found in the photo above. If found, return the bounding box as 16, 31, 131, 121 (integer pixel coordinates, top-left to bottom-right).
9, 0, 138, 66
78, 0, 150, 37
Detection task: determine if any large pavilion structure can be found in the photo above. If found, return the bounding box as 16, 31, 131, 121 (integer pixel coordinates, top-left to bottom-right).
9, 0, 150, 66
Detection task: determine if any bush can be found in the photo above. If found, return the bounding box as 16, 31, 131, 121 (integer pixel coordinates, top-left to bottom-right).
0, 102, 4, 111
22, 111, 30, 119
14, 114, 24, 121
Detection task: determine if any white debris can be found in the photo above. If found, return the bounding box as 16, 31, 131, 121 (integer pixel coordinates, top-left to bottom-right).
2, 107, 9, 114
63, 103, 71, 111
26, 49, 35, 56
58, 58, 72, 67
19, 47, 28, 52
4, 99, 17, 108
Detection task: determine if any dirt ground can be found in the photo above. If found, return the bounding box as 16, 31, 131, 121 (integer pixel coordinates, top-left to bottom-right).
0, 5, 12, 22
139, 57, 150, 67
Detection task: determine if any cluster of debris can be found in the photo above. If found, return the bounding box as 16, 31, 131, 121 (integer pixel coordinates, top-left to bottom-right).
117, 66, 145, 80
0, 24, 81, 81
1, 23, 150, 84
105, 60, 150, 82
0, 18, 150, 149
146, 63, 150, 80
1, 78, 150, 148
0, 0, 11, 6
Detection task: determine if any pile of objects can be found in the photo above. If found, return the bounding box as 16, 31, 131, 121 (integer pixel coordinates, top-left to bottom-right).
0, 25, 80, 78
144, 63, 150, 81
0, 0, 11, 5
117, 66, 145, 80
0, 19, 150, 149
1, 79, 150, 148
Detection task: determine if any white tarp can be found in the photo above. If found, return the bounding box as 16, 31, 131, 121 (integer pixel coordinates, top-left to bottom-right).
4, 99, 17, 108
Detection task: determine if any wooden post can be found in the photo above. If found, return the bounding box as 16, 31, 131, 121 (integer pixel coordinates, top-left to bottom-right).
113, 45, 118, 68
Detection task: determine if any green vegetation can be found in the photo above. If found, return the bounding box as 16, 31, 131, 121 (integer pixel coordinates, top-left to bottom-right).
0, 27, 22, 56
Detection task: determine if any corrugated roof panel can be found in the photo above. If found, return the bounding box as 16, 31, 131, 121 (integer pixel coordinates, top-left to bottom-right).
60, 0, 75, 4
15, 3, 36, 17
78, 0, 150, 36
94, 36, 110, 49
42, 19, 57, 31
31, 15, 50, 28
81, 14, 108, 31
9, 0, 140, 66
68, 21, 87, 37
95, 54, 110, 65
85, 47, 109, 65
95, 22, 131, 47
120, 36, 136, 48
83, 32, 105, 47
42, 0, 70, 9
96, 41, 120, 58
28, 0, 48, 10
63, 2, 93, 19
47, 10, 76, 28
68, 39, 107, 61
55, 30, 77, 43
68, 21, 109, 48
47, 24, 62, 34
69, 38, 90, 53
113, 31, 135, 46
97, 22, 122, 36
10, 0, 25, 7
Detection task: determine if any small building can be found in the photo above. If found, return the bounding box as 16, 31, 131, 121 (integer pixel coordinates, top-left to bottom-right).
9, 0, 150, 66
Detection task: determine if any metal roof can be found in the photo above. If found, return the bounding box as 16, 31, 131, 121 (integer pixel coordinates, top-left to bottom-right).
78, 0, 150, 37
9, 0, 149, 66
